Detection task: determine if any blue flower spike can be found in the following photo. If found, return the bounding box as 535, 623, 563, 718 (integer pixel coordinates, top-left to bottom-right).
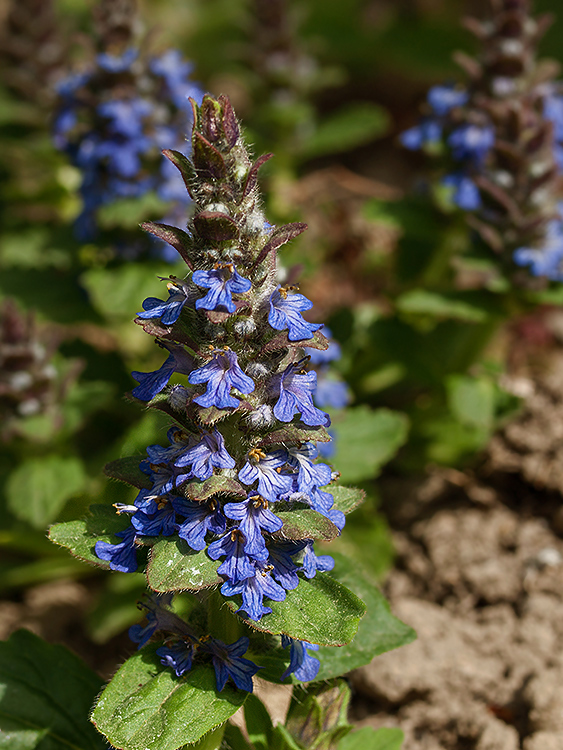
399, 2, 563, 280
84, 94, 366, 707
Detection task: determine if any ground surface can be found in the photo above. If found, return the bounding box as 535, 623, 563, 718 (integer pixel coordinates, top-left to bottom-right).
350, 360, 563, 750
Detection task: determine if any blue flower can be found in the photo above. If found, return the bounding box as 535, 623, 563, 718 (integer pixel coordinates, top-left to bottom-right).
267, 541, 306, 590
268, 287, 322, 341
132, 344, 194, 401
400, 119, 442, 151
314, 376, 350, 409
172, 497, 226, 551
174, 428, 236, 480
146, 427, 193, 466
448, 124, 495, 164
427, 84, 468, 116
150, 50, 195, 88
544, 90, 563, 142
513, 214, 563, 280
193, 264, 251, 313
271, 364, 330, 427
317, 437, 335, 459
224, 495, 283, 558
156, 640, 195, 677
129, 612, 158, 649
202, 636, 261, 692
300, 541, 335, 579
207, 529, 257, 582
281, 636, 320, 682
97, 98, 152, 139
137, 279, 191, 325
97, 48, 138, 72
189, 349, 255, 409
238, 449, 294, 501
442, 173, 482, 210
131, 497, 176, 537
286, 443, 331, 493
221, 562, 287, 621
129, 593, 175, 648
140, 460, 191, 501
95, 526, 138, 572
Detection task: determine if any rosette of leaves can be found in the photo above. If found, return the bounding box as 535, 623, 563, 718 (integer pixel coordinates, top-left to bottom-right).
50, 94, 414, 750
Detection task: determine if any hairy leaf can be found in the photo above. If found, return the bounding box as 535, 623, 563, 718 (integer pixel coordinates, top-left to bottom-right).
92, 648, 246, 750
183, 474, 247, 502
49, 504, 134, 569
104, 456, 151, 490
147, 537, 220, 591
324, 485, 366, 515
224, 572, 365, 645
141, 222, 195, 267
193, 133, 227, 178
274, 506, 340, 541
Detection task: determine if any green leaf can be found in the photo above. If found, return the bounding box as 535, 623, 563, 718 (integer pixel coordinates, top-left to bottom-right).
446, 374, 495, 430
183, 474, 246, 502
97, 191, 170, 229
276, 507, 340, 541
0, 629, 106, 749
270, 724, 303, 750
315, 554, 415, 681
81, 264, 172, 320
338, 727, 404, 750
48, 504, 133, 569
260, 425, 331, 448
395, 289, 490, 323
91, 647, 247, 750
222, 723, 253, 750
224, 572, 366, 646
324, 486, 366, 515
330, 407, 409, 483
104, 456, 152, 489
147, 537, 220, 591
243, 694, 273, 750
301, 103, 389, 158
7, 456, 88, 528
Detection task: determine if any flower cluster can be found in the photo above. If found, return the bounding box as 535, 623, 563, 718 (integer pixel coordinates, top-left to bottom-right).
94, 94, 357, 691
402, 0, 563, 281
53, 36, 202, 255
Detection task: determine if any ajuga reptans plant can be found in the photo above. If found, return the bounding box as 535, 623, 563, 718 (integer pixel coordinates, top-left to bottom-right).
53, 0, 202, 256
402, 0, 563, 281
48, 93, 389, 750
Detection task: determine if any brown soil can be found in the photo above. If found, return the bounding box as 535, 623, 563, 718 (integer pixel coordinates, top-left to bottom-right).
349, 359, 563, 750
